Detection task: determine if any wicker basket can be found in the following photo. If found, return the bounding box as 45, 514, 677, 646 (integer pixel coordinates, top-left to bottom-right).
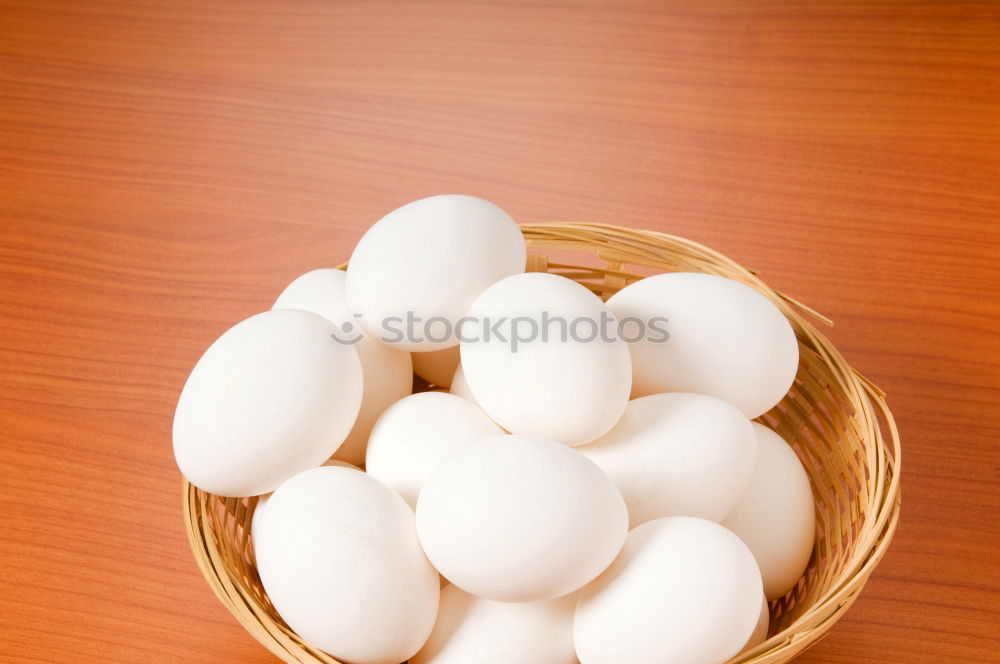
183, 222, 901, 664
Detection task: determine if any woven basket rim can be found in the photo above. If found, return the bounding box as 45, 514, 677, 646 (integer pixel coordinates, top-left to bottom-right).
182, 221, 902, 664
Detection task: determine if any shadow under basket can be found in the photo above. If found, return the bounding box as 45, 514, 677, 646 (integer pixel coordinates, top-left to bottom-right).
183, 222, 902, 664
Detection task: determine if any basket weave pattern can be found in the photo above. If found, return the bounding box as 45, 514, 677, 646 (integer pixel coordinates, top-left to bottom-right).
183, 223, 901, 664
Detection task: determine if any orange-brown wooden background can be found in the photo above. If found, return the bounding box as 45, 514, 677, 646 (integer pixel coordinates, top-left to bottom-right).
1, 1, 998, 662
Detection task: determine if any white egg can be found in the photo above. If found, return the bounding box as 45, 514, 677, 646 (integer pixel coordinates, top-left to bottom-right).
460, 272, 632, 446
346, 195, 526, 351
250, 459, 359, 545
412, 344, 461, 388
412, 584, 577, 664
272, 268, 413, 466
578, 393, 756, 525
365, 392, 503, 508
449, 364, 477, 405
173, 310, 362, 496
743, 597, 770, 652
416, 434, 628, 602
255, 466, 440, 664
574, 516, 763, 664
722, 422, 816, 600
606, 272, 798, 418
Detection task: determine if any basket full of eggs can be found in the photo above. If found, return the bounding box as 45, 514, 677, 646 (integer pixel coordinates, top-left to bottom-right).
177, 196, 901, 664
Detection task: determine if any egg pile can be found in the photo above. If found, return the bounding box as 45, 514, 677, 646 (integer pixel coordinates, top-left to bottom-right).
173, 195, 816, 664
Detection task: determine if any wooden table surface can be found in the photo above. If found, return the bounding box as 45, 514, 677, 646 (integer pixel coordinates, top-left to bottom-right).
2, 1, 998, 662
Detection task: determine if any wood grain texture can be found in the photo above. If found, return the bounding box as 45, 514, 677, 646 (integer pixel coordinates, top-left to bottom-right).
0, 1, 997, 662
